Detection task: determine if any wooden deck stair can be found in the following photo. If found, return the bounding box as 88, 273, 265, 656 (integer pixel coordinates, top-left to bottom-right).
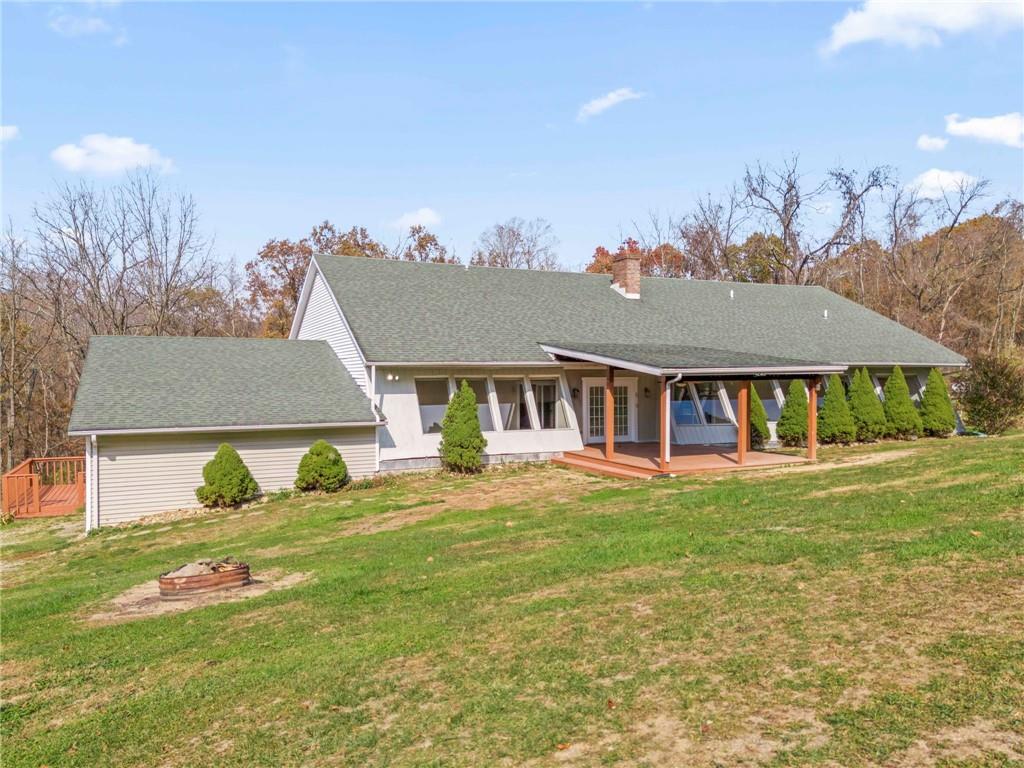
551, 453, 665, 480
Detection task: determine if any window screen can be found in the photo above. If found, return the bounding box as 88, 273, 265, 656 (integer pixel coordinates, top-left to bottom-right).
495, 379, 530, 430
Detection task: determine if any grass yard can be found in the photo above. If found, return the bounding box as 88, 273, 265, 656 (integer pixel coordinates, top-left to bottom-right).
2, 435, 1023, 767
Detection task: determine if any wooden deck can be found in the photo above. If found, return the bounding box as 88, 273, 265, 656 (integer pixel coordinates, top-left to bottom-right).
553, 442, 806, 479
1, 457, 85, 519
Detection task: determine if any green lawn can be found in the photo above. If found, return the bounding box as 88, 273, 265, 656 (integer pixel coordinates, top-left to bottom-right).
2, 436, 1022, 767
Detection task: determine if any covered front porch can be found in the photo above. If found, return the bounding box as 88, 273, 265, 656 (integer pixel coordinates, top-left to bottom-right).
544, 341, 845, 479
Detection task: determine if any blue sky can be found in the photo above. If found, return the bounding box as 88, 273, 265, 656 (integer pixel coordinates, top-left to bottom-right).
3, 2, 1022, 269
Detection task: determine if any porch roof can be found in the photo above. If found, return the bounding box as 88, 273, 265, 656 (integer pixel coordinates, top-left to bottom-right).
539, 341, 848, 377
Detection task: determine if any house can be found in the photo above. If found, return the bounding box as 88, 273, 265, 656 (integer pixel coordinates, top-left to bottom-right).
68, 250, 965, 528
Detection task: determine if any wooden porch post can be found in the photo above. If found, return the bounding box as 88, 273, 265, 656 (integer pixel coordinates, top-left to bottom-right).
807, 377, 818, 461
737, 380, 750, 465
659, 376, 670, 471
605, 366, 615, 460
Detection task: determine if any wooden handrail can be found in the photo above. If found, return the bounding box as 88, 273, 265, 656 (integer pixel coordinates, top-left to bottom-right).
2, 456, 85, 519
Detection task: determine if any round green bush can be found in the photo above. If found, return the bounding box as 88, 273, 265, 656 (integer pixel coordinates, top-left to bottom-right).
776, 379, 809, 447
883, 366, 923, 439
957, 353, 1024, 435
295, 439, 349, 492
439, 380, 487, 473
919, 368, 957, 437
196, 443, 259, 507
848, 368, 887, 442
818, 374, 857, 444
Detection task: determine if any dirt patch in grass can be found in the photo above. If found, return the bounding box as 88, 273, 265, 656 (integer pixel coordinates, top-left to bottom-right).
753, 448, 917, 478
887, 719, 1024, 767
83, 570, 312, 625
341, 469, 608, 536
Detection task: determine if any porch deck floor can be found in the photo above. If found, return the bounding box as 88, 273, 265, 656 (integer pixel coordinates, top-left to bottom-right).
564, 442, 807, 477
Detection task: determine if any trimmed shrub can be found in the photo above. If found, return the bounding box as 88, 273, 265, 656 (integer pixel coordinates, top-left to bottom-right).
295, 439, 349, 492
818, 374, 856, 444
776, 379, 808, 447
958, 353, 1024, 435
882, 366, 923, 439
847, 368, 887, 442
439, 379, 488, 472
196, 443, 259, 507
749, 384, 770, 450
920, 368, 957, 437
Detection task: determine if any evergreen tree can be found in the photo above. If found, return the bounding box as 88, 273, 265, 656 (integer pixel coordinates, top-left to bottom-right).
196, 443, 259, 507
439, 380, 488, 472
882, 366, 923, 439
776, 379, 809, 447
847, 368, 888, 442
295, 439, 349, 492
919, 368, 956, 437
818, 374, 856, 444
749, 384, 771, 449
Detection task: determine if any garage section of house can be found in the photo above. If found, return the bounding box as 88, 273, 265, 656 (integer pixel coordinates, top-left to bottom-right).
68, 336, 382, 529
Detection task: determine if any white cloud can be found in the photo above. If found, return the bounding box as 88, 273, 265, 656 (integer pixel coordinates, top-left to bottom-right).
576, 87, 645, 122
945, 112, 1023, 148
1, 125, 20, 142
916, 134, 948, 151
392, 207, 441, 230
910, 168, 978, 199
51, 134, 175, 175
49, 13, 111, 37
822, 0, 1022, 55
49, 8, 127, 45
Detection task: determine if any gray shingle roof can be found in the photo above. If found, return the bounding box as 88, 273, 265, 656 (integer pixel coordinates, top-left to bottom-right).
540, 341, 836, 373
69, 336, 377, 434
315, 255, 966, 367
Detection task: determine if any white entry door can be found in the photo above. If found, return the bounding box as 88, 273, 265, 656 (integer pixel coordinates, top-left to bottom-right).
582, 377, 637, 443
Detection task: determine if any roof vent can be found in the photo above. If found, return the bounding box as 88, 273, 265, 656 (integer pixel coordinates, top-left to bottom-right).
729, 289, 735, 300
823, 309, 829, 319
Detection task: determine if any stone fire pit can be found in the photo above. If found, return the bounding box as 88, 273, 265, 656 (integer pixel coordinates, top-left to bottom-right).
158, 557, 252, 600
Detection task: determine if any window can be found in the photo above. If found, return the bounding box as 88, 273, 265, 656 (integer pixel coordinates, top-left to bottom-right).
696, 382, 731, 425
495, 379, 530, 430
672, 383, 701, 425
460, 378, 494, 431
531, 379, 568, 429
754, 380, 781, 421
906, 374, 922, 403
415, 379, 450, 434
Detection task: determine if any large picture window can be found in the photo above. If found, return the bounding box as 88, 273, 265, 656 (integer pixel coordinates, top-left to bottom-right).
695, 382, 731, 425
414, 378, 449, 434
754, 380, 781, 421
672, 383, 701, 426
495, 379, 530, 430
460, 378, 494, 431
531, 379, 568, 429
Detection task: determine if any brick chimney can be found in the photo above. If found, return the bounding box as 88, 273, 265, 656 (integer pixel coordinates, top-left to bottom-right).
611, 249, 641, 299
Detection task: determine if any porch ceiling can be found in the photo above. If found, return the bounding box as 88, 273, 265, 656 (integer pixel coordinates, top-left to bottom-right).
540, 341, 847, 378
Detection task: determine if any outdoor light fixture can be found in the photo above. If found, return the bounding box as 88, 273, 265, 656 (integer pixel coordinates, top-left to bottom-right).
572, 387, 580, 400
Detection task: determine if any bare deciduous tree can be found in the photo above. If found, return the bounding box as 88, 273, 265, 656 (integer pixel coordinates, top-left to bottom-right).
470, 217, 560, 270
743, 156, 890, 284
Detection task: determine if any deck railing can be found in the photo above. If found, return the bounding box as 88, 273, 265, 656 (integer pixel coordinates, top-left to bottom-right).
1, 457, 85, 519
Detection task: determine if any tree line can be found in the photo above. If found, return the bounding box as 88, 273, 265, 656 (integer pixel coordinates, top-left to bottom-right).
2, 159, 1021, 469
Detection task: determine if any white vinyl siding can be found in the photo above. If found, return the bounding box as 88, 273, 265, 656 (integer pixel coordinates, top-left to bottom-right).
294, 269, 368, 392
94, 427, 376, 526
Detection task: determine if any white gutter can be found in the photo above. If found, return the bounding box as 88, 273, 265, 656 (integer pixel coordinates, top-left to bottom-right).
68, 419, 386, 437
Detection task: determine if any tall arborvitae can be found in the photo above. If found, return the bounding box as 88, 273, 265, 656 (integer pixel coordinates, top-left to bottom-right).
847, 368, 888, 442
818, 374, 856, 444
883, 366, 923, 439
919, 368, 956, 437
749, 384, 771, 450
776, 379, 809, 447
439, 380, 488, 472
